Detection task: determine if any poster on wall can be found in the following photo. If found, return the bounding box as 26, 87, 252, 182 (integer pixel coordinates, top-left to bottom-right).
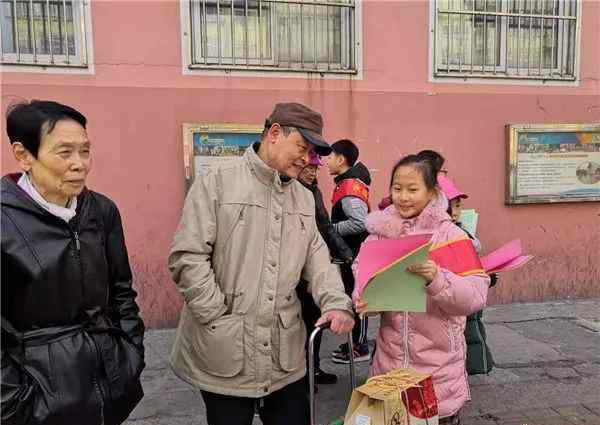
182, 123, 263, 190
506, 124, 600, 204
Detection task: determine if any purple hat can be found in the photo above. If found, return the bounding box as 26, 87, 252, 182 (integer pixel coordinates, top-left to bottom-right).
308, 150, 322, 166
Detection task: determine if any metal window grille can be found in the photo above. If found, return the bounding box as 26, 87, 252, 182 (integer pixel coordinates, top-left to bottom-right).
434, 0, 579, 80
187, 0, 357, 73
0, 0, 88, 67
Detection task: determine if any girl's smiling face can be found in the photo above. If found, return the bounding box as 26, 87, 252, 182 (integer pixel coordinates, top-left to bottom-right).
391, 165, 436, 219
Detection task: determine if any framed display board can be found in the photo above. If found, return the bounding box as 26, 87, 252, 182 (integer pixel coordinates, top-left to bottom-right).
506, 124, 600, 204
182, 123, 263, 189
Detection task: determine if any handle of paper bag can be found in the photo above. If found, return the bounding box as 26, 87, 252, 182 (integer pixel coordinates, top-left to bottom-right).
309, 324, 356, 425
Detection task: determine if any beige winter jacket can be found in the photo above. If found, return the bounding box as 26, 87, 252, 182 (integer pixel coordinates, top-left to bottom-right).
169, 144, 352, 397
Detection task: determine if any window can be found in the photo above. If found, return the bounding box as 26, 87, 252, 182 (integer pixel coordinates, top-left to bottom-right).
185, 0, 357, 73
1, 0, 90, 68
433, 0, 580, 81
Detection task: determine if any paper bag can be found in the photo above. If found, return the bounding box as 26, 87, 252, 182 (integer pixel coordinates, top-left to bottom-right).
344, 369, 439, 425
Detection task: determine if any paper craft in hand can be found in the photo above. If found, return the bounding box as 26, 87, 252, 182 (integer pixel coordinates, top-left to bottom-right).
481, 239, 533, 274
357, 234, 433, 313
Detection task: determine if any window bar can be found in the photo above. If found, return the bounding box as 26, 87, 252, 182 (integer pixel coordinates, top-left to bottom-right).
287, 2, 291, 66
190, 0, 196, 64
13, 0, 20, 62
202, 0, 208, 64
516, 0, 521, 74
231, 0, 235, 65
45, 0, 53, 63
568, 0, 575, 75
470, 0, 474, 73
350, 4, 354, 70
557, 10, 562, 78
217, 0, 222, 64
493, 0, 497, 74
326, 4, 330, 71
550, 0, 556, 73
458, 1, 465, 74
0, 6, 3, 61
562, 1, 568, 76
28, 0, 37, 62
62, 0, 69, 63
482, 0, 487, 72
80, 1, 88, 64
566, 16, 573, 76
433, 0, 437, 73
527, 0, 532, 76
244, 0, 249, 65
258, 0, 263, 66
538, 0, 543, 76
300, 2, 303, 68
446, 1, 451, 73
313, 3, 317, 68
0, 5, 4, 61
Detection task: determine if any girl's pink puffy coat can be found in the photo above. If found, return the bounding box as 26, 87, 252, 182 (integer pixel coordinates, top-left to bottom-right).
354, 195, 490, 418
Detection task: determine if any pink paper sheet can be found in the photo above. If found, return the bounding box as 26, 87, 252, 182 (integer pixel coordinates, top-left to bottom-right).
487, 254, 534, 273
481, 239, 533, 273
355, 233, 433, 296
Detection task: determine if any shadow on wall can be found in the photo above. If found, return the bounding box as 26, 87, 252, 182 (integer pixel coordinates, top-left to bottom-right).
131, 256, 182, 329
489, 232, 600, 305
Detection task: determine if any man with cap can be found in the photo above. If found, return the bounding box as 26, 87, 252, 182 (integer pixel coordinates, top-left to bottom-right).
169, 102, 354, 425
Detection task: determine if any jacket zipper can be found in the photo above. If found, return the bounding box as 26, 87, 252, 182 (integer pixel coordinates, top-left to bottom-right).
73, 231, 80, 250
69, 222, 84, 301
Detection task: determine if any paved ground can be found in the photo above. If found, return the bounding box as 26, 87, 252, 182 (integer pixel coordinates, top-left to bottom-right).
125, 299, 600, 425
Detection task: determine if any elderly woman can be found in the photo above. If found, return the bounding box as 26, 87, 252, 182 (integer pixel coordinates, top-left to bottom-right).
1, 100, 145, 425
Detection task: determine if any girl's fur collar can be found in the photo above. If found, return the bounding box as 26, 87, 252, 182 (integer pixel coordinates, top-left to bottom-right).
365, 193, 451, 239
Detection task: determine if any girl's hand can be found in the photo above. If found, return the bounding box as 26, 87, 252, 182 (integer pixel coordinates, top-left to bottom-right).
354, 299, 379, 317
407, 260, 439, 284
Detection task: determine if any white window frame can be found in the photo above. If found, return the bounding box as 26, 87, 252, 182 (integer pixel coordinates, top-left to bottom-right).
180, 0, 363, 78
428, 0, 582, 85
0, 0, 94, 74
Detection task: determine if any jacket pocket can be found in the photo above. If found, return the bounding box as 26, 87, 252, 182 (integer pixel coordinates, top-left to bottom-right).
21, 337, 96, 425
1, 352, 44, 425
277, 305, 306, 372
121, 337, 145, 381
192, 314, 244, 378
105, 333, 145, 402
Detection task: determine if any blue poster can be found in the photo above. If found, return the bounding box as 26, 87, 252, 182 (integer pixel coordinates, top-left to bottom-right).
193, 132, 258, 157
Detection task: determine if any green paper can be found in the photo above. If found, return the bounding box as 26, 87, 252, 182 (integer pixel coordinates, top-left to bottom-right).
361, 243, 431, 313
459, 209, 478, 237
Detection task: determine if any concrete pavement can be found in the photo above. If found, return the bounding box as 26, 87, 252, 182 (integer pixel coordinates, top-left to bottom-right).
125, 299, 600, 425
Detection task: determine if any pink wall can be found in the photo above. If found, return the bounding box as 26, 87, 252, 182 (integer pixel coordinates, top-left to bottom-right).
2, 1, 599, 327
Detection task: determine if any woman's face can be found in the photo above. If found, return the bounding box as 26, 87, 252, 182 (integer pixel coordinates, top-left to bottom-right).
17, 119, 91, 206
298, 164, 318, 186
390, 165, 435, 219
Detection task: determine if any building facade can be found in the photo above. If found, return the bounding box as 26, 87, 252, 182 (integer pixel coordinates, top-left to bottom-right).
2, 0, 599, 327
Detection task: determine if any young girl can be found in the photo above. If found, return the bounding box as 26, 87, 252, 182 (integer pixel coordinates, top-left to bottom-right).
355, 151, 490, 425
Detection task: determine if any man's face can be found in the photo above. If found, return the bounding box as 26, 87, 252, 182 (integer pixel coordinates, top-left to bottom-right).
298, 164, 318, 186
268, 125, 310, 178
327, 152, 345, 175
